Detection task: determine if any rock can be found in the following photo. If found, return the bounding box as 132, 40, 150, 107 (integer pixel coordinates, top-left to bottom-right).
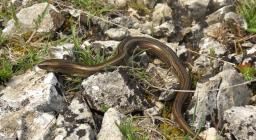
111, 16, 138, 29
107, 0, 127, 8
188, 68, 252, 129
211, 0, 234, 11
223, 106, 256, 140
0, 70, 64, 139
228, 53, 243, 64
97, 108, 124, 140
145, 63, 180, 101
153, 20, 175, 37
3, 2, 64, 36
53, 97, 96, 140
143, 0, 157, 8
139, 21, 154, 35
204, 23, 224, 39
206, 5, 234, 25
246, 45, 256, 55
200, 127, 223, 140
91, 40, 120, 52
81, 69, 150, 114
199, 37, 227, 56
242, 41, 254, 48
105, 28, 129, 40
143, 106, 161, 116
152, 3, 172, 25
224, 12, 248, 30
180, 0, 210, 20
49, 43, 74, 59
192, 55, 220, 76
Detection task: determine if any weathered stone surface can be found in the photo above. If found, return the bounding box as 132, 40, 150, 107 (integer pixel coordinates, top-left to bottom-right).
97, 108, 124, 140
3, 2, 64, 36
199, 37, 226, 56
49, 43, 74, 59
199, 127, 223, 140
153, 20, 175, 37
223, 106, 256, 140
82, 69, 150, 114
188, 68, 252, 129
152, 3, 172, 25
211, 0, 234, 11
53, 97, 96, 140
206, 5, 234, 25
105, 28, 129, 40
224, 12, 248, 30
180, 0, 210, 20
0, 70, 64, 139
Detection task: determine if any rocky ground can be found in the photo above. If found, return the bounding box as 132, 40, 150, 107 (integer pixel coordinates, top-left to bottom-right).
0, 0, 256, 140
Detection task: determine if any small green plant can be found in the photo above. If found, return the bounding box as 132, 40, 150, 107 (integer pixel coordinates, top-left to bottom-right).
0, 58, 13, 82
236, 0, 256, 33
71, 24, 106, 65
118, 118, 148, 140
238, 64, 256, 81
12, 48, 42, 75
100, 104, 110, 112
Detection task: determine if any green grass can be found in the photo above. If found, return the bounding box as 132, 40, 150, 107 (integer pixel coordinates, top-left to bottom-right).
71, 24, 106, 65
0, 58, 13, 82
71, 0, 115, 16
236, 0, 256, 33
238, 65, 256, 81
118, 118, 148, 140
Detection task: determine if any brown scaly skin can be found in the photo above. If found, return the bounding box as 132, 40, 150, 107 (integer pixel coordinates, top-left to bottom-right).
38, 36, 203, 140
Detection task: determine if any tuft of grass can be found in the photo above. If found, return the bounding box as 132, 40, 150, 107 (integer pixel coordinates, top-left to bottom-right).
118, 118, 148, 140
128, 0, 151, 15
0, 30, 7, 45
12, 48, 43, 75
71, 0, 115, 16
100, 104, 110, 112
238, 64, 256, 81
0, 58, 13, 82
236, 0, 256, 33
71, 24, 106, 65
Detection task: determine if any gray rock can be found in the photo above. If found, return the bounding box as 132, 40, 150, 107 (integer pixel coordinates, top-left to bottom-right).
91, 40, 120, 52
139, 21, 154, 35
145, 63, 179, 101
246, 44, 256, 55
188, 68, 252, 129
192, 55, 220, 76
97, 108, 124, 140
111, 16, 138, 29
153, 20, 175, 37
143, 0, 157, 8
49, 43, 74, 59
81, 69, 150, 114
143, 106, 161, 116
223, 106, 256, 140
242, 41, 254, 48
180, 0, 210, 20
3, 2, 64, 36
152, 3, 172, 25
199, 37, 227, 56
206, 5, 234, 25
211, 0, 234, 11
105, 28, 129, 40
224, 12, 248, 30
199, 127, 224, 140
0, 70, 64, 139
53, 97, 96, 140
